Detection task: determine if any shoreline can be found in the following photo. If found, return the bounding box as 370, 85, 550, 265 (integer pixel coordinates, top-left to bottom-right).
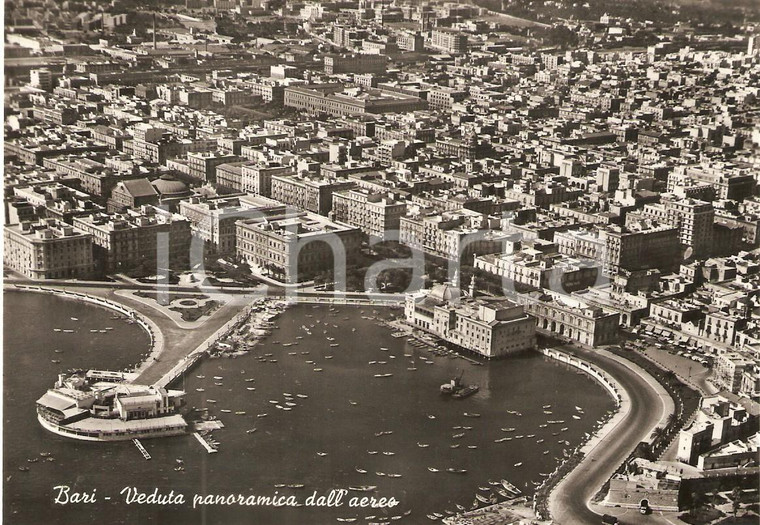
13, 288, 635, 518
5, 284, 164, 376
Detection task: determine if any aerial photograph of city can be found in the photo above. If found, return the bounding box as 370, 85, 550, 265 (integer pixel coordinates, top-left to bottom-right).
2, 0, 760, 523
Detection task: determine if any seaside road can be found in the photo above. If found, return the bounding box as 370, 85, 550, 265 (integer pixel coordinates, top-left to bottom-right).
549, 346, 669, 525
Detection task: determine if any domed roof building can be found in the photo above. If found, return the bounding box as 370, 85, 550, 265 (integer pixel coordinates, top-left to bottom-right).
151, 174, 194, 211
152, 174, 192, 198
428, 283, 461, 304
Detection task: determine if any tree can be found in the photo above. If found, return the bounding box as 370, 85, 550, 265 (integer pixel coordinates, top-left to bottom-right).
731, 487, 741, 518
690, 491, 703, 514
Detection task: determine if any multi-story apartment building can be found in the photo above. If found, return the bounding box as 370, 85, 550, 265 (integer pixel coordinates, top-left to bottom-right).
241, 163, 295, 197
434, 134, 491, 160
324, 53, 387, 75
555, 222, 682, 277
236, 212, 363, 283
185, 152, 241, 183
429, 29, 467, 54
271, 174, 355, 216
399, 208, 510, 262
179, 194, 298, 256
43, 157, 143, 199
5, 139, 109, 166
635, 198, 715, 259
4, 218, 95, 279
668, 163, 756, 201
405, 284, 536, 358
396, 32, 424, 52
426, 87, 468, 110
331, 188, 407, 240
714, 353, 755, 393
600, 222, 682, 276
214, 162, 245, 192
72, 207, 192, 274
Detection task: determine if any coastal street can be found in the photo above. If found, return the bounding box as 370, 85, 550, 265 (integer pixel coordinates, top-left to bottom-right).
549, 346, 674, 525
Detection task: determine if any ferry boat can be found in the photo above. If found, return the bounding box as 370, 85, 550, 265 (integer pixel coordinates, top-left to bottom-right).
36, 370, 187, 442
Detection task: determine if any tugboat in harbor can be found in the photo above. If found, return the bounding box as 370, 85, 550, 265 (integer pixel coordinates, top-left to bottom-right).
440, 371, 479, 399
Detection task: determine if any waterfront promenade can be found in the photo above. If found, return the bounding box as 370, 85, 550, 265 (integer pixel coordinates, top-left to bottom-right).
548, 345, 679, 525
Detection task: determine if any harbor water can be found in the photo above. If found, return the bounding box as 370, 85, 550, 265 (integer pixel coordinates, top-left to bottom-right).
4, 291, 615, 524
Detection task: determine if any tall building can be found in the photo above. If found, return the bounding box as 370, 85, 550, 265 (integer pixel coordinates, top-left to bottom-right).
473, 239, 600, 291
331, 188, 407, 240
185, 152, 241, 183
30, 68, 53, 91
400, 208, 510, 262
270, 174, 355, 216
636, 198, 714, 259
284, 85, 426, 116
429, 29, 467, 54
599, 223, 681, 276
241, 164, 295, 197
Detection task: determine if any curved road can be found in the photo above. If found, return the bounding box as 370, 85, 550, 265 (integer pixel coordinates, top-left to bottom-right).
549, 346, 668, 524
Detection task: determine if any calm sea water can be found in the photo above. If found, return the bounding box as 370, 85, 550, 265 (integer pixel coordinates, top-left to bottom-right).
3, 292, 615, 525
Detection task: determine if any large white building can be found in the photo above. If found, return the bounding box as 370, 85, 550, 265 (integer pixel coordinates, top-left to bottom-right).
405, 284, 536, 358
236, 212, 362, 283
